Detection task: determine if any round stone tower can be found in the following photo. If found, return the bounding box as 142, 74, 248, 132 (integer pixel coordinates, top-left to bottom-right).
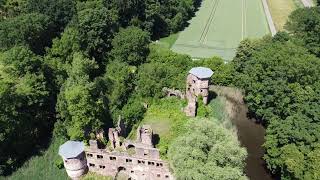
59, 141, 88, 179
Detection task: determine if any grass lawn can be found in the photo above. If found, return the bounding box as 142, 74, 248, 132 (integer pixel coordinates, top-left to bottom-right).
6, 138, 68, 180
154, 33, 180, 49
267, 0, 302, 31
130, 95, 234, 159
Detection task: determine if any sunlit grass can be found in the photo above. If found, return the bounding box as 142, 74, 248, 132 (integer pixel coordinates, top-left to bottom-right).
267, 0, 301, 31
7, 138, 68, 180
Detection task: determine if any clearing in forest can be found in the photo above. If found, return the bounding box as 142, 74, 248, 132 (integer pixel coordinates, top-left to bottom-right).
171, 0, 270, 60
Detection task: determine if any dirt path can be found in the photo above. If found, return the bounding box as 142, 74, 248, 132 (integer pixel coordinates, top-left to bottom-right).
211, 86, 274, 180
262, 0, 277, 36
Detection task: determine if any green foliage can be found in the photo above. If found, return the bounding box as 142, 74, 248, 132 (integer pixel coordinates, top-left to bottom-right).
196, 96, 209, 117
233, 36, 320, 179
286, 7, 320, 57
54, 158, 64, 169
6, 137, 68, 180
104, 61, 135, 121
77, 6, 118, 59
121, 98, 146, 128
168, 118, 247, 180
194, 57, 235, 86
1, 0, 27, 18
0, 46, 54, 175
111, 26, 150, 66
135, 45, 193, 98
132, 98, 190, 158
24, 0, 76, 32
0, 13, 53, 53
0, 0, 203, 177
109, 0, 200, 39
56, 53, 108, 140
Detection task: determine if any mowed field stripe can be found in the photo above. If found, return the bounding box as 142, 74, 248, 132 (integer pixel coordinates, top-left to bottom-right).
171, 0, 270, 60
199, 0, 219, 44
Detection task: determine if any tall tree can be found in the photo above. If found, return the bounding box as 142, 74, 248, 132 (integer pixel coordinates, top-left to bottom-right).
55, 53, 108, 140
0, 46, 53, 175
168, 118, 247, 180
24, 0, 76, 32
286, 7, 320, 57
111, 26, 150, 66
0, 13, 53, 54
77, 6, 118, 60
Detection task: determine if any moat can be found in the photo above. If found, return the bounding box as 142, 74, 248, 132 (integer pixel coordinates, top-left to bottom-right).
214, 86, 275, 180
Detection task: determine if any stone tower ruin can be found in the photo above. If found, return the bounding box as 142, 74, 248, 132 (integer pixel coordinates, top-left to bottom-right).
185, 67, 214, 117
137, 125, 153, 148
59, 141, 88, 179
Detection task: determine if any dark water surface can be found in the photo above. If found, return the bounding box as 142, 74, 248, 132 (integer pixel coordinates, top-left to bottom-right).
227, 98, 274, 180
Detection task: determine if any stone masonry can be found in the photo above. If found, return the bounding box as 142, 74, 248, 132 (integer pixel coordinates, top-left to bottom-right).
184, 67, 214, 117
86, 125, 173, 180
59, 141, 88, 180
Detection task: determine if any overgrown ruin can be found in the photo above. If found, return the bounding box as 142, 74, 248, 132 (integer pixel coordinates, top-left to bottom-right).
58, 67, 214, 179
184, 67, 214, 116
59, 124, 173, 180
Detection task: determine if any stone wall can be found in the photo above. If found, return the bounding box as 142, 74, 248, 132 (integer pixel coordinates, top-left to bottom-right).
185, 74, 210, 116
85, 142, 173, 180
63, 152, 88, 179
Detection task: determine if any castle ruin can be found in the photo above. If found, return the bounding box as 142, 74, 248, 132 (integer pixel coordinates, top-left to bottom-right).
58, 67, 214, 179
184, 67, 214, 116
59, 125, 173, 180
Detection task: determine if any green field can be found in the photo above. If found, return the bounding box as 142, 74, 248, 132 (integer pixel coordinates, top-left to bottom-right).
171, 0, 270, 60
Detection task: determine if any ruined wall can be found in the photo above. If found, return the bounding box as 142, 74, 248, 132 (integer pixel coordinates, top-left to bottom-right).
185, 74, 211, 116
85, 142, 173, 180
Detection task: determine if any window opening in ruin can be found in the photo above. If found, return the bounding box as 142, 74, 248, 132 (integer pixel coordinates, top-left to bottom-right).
87, 153, 93, 157
148, 161, 155, 166
131, 171, 134, 173
126, 159, 132, 163
118, 167, 126, 171
156, 163, 160, 167
200, 89, 203, 92
165, 175, 169, 178
99, 165, 105, 169
160, 163, 163, 167
64, 160, 68, 163
89, 163, 95, 167
109, 156, 116, 160
193, 80, 195, 83
97, 155, 103, 159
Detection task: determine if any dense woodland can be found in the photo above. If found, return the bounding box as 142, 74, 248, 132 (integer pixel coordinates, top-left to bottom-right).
0, 0, 320, 179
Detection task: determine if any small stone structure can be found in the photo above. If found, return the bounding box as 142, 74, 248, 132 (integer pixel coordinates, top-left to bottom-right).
59, 141, 88, 179
162, 87, 185, 99
184, 67, 214, 117
59, 125, 173, 180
